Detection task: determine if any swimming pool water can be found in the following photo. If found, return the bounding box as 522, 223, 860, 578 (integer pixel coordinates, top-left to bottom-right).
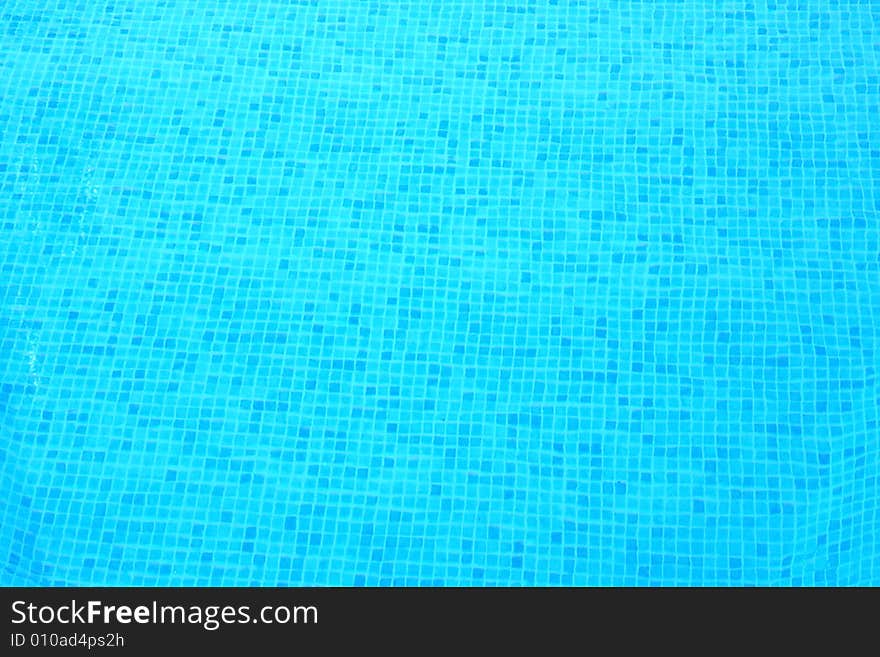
1, 1, 878, 586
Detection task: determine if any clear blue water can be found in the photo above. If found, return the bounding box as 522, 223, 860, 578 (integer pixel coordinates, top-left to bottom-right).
1, 1, 878, 586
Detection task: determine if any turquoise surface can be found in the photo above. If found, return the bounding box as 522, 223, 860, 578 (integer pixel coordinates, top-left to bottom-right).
1, 1, 878, 585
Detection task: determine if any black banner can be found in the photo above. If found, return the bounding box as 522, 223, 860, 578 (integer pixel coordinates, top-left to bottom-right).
0, 587, 868, 652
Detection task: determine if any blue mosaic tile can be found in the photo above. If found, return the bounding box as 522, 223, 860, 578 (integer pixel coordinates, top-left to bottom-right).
1, 1, 879, 586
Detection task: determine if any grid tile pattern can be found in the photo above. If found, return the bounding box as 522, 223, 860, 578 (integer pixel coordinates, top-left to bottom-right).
1, 1, 878, 585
